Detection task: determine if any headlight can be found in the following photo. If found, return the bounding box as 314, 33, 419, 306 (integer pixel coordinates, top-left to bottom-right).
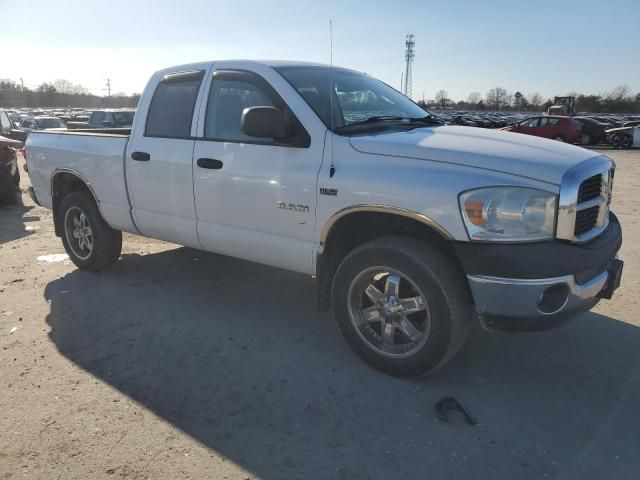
459, 187, 556, 242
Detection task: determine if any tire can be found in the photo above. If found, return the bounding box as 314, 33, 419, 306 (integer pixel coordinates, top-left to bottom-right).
580, 133, 592, 146
552, 135, 565, 142
612, 135, 622, 149
331, 236, 472, 377
59, 191, 122, 271
620, 135, 632, 149
0, 170, 18, 205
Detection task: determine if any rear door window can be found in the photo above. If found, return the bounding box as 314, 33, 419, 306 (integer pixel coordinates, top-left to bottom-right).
145, 70, 204, 138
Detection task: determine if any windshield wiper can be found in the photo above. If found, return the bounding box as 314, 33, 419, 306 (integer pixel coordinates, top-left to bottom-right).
334, 115, 441, 132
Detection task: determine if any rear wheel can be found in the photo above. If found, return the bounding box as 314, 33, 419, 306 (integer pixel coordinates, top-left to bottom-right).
552, 135, 566, 142
580, 133, 592, 145
59, 191, 122, 271
332, 236, 472, 377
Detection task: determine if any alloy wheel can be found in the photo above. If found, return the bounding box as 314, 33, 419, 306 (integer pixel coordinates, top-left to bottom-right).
64, 206, 93, 260
347, 266, 432, 358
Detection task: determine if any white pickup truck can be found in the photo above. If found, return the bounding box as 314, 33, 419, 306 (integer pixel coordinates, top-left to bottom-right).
25, 60, 623, 376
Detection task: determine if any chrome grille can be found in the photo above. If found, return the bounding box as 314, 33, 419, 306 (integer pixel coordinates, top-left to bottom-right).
574, 205, 600, 236
556, 156, 614, 243
577, 174, 603, 203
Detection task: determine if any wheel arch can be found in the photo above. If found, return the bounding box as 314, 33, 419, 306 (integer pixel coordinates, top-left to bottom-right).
316, 205, 461, 311
51, 168, 101, 237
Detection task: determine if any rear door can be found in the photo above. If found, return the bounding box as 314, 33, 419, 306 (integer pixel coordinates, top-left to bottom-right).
125, 69, 207, 247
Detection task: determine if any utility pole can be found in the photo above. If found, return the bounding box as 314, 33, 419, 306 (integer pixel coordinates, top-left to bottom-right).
400, 72, 404, 94
20, 78, 25, 107
103, 78, 112, 106
404, 34, 415, 99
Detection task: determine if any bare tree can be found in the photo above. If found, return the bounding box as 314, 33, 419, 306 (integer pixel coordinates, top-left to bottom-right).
486, 87, 508, 110
528, 93, 543, 109
467, 92, 481, 105
603, 85, 633, 113
435, 90, 449, 108
72, 84, 89, 95
607, 85, 631, 102
53, 79, 74, 95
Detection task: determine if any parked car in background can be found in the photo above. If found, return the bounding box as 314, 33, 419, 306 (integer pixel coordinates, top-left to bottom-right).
0, 110, 22, 205
501, 115, 582, 143
67, 109, 135, 129
13, 116, 67, 142
574, 117, 609, 145
607, 124, 640, 149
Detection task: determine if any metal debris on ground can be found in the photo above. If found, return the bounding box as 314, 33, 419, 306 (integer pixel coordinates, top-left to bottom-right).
435, 396, 477, 425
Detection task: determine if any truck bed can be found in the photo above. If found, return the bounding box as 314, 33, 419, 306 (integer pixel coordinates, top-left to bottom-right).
25, 130, 136, 234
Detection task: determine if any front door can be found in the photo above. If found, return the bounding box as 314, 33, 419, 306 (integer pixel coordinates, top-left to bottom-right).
126, 69, 206, 248
192, 68, 324, 274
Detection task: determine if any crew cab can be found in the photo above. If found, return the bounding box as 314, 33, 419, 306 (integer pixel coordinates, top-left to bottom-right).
24, 61, 623, 377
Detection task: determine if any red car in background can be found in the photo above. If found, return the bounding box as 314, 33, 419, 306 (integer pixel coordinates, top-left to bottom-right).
501, 115, 582, 143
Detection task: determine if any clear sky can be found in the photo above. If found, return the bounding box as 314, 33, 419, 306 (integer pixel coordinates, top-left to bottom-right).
1, 0, 638, 101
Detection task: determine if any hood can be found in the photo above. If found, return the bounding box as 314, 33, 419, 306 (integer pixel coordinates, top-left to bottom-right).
348, 125, 599, 185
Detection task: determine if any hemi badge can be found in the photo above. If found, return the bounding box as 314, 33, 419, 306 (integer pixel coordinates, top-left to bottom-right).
320, 187, 338, 196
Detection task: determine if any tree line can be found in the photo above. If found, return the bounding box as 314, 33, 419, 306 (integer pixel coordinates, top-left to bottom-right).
0, 78, 140, 109
419, 85, 640, 113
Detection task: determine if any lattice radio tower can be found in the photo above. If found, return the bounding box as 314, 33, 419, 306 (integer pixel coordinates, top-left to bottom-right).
403, 34, 415, 98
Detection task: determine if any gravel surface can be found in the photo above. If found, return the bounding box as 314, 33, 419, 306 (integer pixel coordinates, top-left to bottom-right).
1, 150, 639, 480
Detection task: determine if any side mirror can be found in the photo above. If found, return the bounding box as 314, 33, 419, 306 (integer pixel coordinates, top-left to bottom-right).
241, 106, 288, 138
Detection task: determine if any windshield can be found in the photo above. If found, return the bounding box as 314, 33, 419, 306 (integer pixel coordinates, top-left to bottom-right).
275, 66, 430, 131
36, 118, 65, 129
112, 111, 134, 125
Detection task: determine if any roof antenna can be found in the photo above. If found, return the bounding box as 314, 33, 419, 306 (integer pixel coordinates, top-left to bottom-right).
329, 19, 336, 178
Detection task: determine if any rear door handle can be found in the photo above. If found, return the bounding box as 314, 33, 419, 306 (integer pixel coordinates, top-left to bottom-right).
197, 158, 223, 169
131, 151, 150, 161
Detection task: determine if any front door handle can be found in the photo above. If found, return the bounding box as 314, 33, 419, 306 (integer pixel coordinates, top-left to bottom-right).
131, 151, 150, 161
197, 158, 223, 169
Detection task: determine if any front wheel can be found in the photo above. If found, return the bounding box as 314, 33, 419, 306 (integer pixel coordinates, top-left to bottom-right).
332, 237, 472, 377
59, 191, 122, 271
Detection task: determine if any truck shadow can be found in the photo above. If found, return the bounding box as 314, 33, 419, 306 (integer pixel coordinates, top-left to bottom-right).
44, 247, 640, 480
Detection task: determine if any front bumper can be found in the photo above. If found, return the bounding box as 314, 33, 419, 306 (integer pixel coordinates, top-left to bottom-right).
467, 270, 609, 331
456, 213, 623, 332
